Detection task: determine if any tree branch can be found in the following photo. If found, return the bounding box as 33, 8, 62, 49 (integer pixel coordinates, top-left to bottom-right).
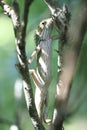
44, 0, 87, 130
0, 0, 45, 130
44, 0, 59, 8
50, 1, 87, 130
21, 0, 33, 43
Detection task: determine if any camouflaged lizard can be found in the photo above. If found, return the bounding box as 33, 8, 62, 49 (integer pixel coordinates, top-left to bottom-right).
28, 18, 53, 124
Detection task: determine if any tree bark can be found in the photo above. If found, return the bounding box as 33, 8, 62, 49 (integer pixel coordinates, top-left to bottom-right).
0, 1, 45, 130
50, 1, 87, 130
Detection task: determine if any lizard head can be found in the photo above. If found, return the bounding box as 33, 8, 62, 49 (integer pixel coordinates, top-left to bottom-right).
35, 18, 53, 46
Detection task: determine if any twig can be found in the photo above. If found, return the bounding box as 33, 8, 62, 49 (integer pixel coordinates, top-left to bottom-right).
21, 0, 34, 44
44, 0, 59, 8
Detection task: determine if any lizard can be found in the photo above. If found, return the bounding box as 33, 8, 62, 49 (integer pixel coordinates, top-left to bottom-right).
28, 18, 53, 125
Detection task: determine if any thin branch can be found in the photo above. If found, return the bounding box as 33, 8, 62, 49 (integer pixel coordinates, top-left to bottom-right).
0, 1, 45, 130
12, 0, 20, 16
44, 0, 59, 8
21, 0, 34, 44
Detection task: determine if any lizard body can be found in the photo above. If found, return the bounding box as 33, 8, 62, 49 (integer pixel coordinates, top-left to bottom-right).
28, 18, 53, 124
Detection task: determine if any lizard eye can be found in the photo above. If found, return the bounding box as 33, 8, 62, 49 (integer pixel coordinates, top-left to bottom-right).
41, 21, 46, 26
42, 22, 45, 25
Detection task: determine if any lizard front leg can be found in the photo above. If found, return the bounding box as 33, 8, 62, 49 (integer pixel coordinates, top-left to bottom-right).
28, 45, 41, 65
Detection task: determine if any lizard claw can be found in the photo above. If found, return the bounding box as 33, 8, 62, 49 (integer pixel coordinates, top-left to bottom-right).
44, 118, 52, 125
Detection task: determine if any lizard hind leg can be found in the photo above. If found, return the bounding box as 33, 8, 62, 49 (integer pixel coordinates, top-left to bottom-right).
29, 66, 52, 124
29, 70, 52, 124
29, 69, 45, 121
43, 92, 52, 125
35, 87, 44, 121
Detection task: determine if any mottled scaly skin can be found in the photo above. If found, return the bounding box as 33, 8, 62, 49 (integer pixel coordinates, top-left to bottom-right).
35, 18, 53, 84
29, 18, 53, 124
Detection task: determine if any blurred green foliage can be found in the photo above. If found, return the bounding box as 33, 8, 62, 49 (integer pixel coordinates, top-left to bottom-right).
0, 0, 87, 130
